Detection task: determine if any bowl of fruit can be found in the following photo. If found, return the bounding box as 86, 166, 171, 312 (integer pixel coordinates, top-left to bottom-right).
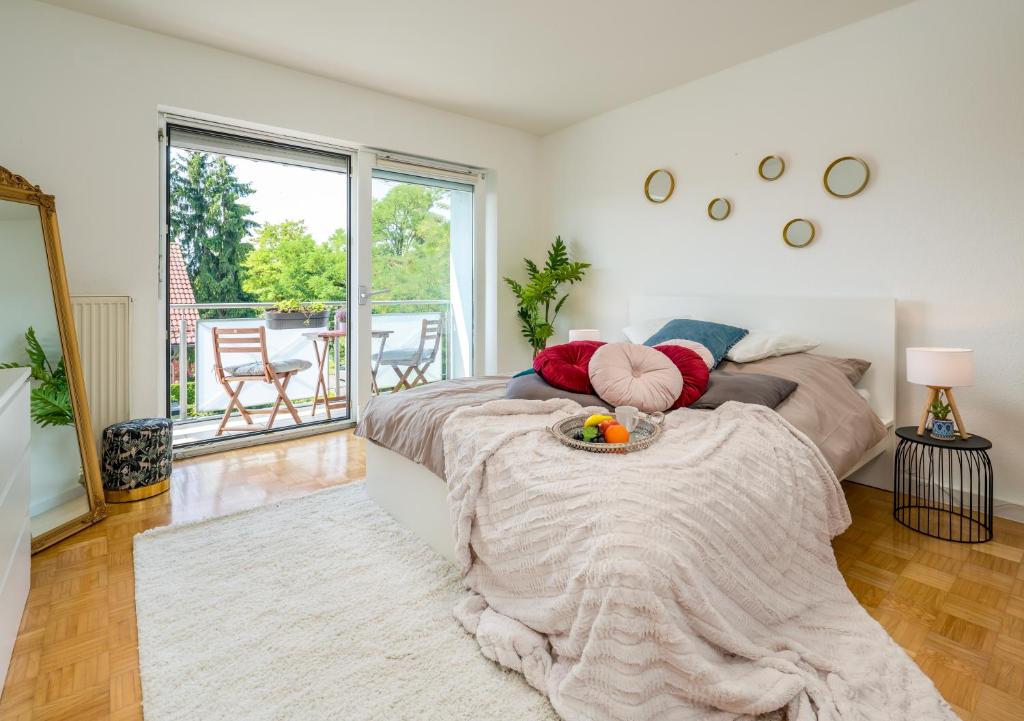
549, 412, 664, 454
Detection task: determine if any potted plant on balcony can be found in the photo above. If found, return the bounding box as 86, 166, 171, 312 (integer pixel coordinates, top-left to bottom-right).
264, 300, 330, 330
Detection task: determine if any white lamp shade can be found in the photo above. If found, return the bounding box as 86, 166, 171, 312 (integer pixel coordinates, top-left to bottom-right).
906, 347, 974, 387
568, 329, 601, 342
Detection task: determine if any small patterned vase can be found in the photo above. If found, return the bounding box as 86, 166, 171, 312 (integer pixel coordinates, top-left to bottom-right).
930, 418, 956, 441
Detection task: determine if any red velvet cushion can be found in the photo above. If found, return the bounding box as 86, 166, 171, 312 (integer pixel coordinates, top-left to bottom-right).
654, 345, 711, 409
533, 341, 605, 394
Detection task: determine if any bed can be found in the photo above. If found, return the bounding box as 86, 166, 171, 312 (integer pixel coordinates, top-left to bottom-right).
363, 295, 895, 564
358, 295, 957, 720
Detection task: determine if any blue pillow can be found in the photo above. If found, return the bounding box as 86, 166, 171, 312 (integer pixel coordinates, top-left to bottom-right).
643, 319, 748, 367
512, 368, 536, 378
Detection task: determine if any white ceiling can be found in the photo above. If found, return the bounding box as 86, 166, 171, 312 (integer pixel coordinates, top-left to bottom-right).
41, 0, 912, 135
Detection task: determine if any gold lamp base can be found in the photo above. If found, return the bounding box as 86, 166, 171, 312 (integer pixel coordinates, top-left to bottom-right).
916, 386, 970, 440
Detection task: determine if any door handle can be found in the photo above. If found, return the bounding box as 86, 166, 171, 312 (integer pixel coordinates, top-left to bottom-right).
357, 286, 391, 305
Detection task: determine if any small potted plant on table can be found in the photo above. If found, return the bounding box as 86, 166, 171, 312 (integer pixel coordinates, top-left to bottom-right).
929, 394, 957, 441
264, 300, 330, 330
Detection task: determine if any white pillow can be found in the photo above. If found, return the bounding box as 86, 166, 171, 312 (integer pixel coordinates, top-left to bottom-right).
726, 331, 820, 363
621, 317, 670, 344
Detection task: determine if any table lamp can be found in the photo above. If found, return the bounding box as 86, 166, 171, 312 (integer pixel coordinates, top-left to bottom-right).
568, 329, 601, 342
906, 347, 974, 439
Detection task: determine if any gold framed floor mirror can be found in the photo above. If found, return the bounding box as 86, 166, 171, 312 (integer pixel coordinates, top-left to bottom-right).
0, 165, 106, 553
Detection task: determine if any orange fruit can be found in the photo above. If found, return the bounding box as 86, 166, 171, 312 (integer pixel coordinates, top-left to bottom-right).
598, 419, 618, 435
604, 424, 630, 444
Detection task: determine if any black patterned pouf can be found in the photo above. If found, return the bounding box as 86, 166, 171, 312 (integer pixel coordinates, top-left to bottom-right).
101, 418, 172, 502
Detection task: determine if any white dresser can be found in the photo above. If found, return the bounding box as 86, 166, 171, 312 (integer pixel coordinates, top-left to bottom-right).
0, 367, 31, 684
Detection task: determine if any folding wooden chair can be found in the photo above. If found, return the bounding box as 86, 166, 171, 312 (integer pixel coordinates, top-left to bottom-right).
212, 326, 311, 436
378, 318, 443, 392
369, 329, 393, 395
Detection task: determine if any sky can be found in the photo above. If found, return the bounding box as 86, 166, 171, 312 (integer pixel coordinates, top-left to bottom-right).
172, 148, 452, 246
230, 155, 348, 244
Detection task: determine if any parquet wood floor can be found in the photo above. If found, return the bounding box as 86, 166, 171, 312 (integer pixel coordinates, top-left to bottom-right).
1, 431, 1021, 720
836, 483, 1024, 720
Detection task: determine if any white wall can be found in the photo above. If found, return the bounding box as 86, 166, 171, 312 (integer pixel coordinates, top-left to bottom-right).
541, 0, 1024, 508
0, 0, 542, 420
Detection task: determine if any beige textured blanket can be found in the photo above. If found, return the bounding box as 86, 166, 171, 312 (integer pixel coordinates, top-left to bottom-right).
443, 399, 955, 721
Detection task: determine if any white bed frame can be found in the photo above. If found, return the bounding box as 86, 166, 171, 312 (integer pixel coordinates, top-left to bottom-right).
367, 295, 896, 564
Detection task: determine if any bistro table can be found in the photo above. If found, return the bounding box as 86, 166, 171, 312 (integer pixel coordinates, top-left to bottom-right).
303, 328, 393, 419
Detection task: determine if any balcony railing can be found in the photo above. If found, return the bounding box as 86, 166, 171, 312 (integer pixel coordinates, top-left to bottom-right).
168, 299, 453, 424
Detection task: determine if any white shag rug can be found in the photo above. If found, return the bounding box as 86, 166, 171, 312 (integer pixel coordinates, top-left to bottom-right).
134, 483, 558, 721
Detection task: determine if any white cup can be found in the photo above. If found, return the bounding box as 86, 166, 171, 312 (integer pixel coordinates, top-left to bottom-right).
615, 406, 665, 432
615, 406, 639, 432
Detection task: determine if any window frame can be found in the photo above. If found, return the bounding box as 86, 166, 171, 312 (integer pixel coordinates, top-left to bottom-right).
160, 115, 355, 454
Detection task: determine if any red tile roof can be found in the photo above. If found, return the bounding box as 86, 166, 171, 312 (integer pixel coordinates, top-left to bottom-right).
169, 241, 198, 345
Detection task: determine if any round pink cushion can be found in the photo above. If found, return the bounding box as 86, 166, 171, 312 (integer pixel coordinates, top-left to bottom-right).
654, 345, 711, 409
533, 341, 605, 393
588, 343, 683, 413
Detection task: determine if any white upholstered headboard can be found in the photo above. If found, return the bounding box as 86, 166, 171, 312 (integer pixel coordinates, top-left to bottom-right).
628, 295, 895, 425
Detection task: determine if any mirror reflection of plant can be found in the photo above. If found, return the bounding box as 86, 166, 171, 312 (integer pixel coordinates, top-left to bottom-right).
1, 326, 74, 427
504, 237, 590, 357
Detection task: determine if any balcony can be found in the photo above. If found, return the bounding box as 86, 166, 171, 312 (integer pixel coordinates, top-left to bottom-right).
169, 299, 454, 447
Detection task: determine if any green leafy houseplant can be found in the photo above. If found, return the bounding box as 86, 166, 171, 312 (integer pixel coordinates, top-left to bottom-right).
929, 396, 952, 420
504, 237, 590, 358
1, 327, 74, 428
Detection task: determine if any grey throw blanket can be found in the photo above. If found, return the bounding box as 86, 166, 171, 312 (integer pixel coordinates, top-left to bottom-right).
355, 376, 508, 477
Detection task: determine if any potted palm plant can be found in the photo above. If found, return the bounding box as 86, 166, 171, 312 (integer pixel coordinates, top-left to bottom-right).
929, 394, 956, 441
504, 237, 590, 358
264, 300, 330, 330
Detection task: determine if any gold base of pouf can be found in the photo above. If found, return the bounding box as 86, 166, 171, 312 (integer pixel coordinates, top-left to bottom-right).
104, 477, 170, 503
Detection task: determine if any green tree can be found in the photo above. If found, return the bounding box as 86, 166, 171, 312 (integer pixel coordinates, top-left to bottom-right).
369, 184, 451, 312
169, 151, 256, 310
371, 234, 449, 307
372, 184, 448, 256
241, 220, 347, 302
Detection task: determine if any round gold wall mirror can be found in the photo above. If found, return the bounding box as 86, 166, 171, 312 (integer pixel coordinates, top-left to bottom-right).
758, 155, 785, 181
783, 218, 816, 248
707, 197, 731, 221
644, 169, 675, 203
824, 156, 870, 198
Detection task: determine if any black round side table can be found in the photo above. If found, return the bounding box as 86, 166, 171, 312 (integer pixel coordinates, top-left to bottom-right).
893, 426, 993, 543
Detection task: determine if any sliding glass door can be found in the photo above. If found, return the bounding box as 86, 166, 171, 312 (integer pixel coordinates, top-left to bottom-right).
367, 168, 474, 392
164, 124, 351, 448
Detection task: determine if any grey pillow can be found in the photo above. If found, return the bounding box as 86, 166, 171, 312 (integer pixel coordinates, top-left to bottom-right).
821, 356, 871, 385
691, 370, 798, 410
506, 373, 611, 409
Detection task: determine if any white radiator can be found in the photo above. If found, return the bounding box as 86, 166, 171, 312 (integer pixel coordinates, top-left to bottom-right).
70, 296, 132, 441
